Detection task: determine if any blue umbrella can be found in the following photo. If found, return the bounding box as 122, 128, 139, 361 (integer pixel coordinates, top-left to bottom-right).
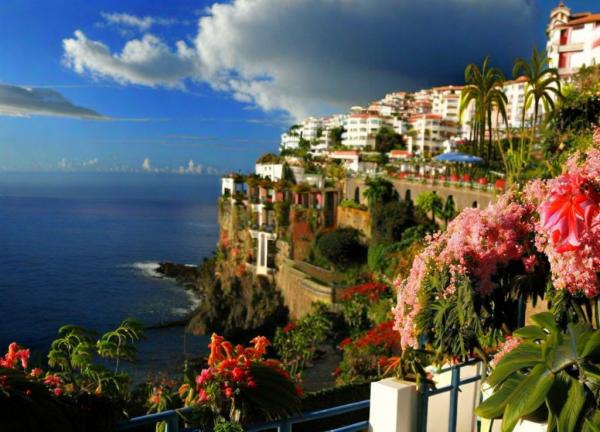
434, 152, 484, 164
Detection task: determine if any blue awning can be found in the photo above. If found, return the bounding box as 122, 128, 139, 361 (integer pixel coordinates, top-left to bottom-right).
434, 152, 484, 164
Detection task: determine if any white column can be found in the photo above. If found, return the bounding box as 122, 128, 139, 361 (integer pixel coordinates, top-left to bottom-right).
369, 378, 417, 432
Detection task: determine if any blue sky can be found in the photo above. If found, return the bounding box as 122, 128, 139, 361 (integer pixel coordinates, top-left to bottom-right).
0, 0, 596, 174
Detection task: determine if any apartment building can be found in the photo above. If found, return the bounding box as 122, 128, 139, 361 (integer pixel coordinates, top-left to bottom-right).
407, 114, 460, 156
547, 2, 600, 78
342, 111, 392, 149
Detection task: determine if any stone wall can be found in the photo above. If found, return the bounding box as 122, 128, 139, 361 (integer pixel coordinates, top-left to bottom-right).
344, 178, 496, 211
275, 258, 336, 319
337, 206, 372, 239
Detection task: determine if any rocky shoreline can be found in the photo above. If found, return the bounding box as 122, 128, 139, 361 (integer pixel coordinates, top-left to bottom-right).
154, 260, 288, 341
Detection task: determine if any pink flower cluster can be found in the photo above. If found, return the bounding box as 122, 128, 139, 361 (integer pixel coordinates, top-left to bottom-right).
0, 342, 30, 369
393, 194, 534, 349
491, 336, 521, 366
534, 148, 600, 297
394, 139, 600, 352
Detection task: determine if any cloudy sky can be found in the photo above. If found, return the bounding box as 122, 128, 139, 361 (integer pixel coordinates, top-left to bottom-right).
0, 0, 595, 173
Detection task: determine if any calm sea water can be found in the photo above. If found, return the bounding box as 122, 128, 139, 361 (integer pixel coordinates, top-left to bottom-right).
0, 172, 220, 378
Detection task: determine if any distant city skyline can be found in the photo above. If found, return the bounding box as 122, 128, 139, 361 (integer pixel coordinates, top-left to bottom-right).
0, 0, 595, 173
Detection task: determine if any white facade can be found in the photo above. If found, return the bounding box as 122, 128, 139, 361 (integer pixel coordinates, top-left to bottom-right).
221, 177, 235, 196
280, 132, 301, 150
328, 150, 361, 172
431, 86, 462, 123
407, 114, 460, 156
546, 3, 600, 78
342, 113, 392, 149
255, 163, 284, 181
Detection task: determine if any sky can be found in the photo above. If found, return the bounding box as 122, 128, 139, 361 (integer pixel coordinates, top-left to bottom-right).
0, 0, 596, 174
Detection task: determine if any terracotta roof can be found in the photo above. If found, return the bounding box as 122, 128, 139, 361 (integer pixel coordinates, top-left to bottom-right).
504, 76, 529, 85
388, 150, 414, 158
566, 13, 600, 26
432, 85, 464, 92
330, 150, 359, 157
410, 113, 443, 121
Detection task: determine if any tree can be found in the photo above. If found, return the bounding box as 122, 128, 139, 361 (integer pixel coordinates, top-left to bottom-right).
328, 126, 345, 148
375, 126, 405, 153
460, 56, 508, 160
371, 200, 417, 245
513, 48, 562, 161
442, 195, 457, 227
415, 192, 443, 225
316, 228, 367, 270
362, 177, 396, 207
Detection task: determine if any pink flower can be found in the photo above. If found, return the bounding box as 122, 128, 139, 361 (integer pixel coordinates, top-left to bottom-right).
195, 368, 212, 387
522, 255, 537, 273
44, 374, 62, 387
198, 389, 209, 402
53, 388, 63, 397
539, 173, 598, 252
491, 336, 521, 366
224, 387, 234, 398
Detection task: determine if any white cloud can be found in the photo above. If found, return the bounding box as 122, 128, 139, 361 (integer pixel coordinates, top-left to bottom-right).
62, 31, 197, 88
0, 83, 106, 119
63, 0, 536, 119
142, 157, 152, 171
100, 12, 177, 32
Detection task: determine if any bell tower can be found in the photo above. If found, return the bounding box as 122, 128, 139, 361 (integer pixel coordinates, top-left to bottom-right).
547, 2, 571, 35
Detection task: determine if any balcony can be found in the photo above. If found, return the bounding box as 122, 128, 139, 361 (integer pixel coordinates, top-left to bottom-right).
559, 42, 584, 52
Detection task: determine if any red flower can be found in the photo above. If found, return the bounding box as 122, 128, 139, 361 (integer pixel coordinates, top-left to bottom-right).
540, 173, 598, 252
24, 389, 32, 397
30, 368, 43, 378
282, 322, 296, 334
338, 338, 352, 349
198, 389, 209, 402
231, 367, 245, 382
247, 380, 257, 389
53, 388, 63, 397
224, 387, 234, 398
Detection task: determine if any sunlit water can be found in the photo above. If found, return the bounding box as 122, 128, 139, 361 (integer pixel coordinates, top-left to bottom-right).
0, 172, 220, 379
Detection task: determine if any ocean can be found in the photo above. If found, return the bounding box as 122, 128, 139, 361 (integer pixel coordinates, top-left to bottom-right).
0, 172, 220, 379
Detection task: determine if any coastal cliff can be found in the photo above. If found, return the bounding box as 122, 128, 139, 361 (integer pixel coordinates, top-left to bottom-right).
177, 197, 289, 339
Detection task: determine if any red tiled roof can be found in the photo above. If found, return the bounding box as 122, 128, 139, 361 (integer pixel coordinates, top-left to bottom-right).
565, 13, 600, 26
389, 150, 414, 158
409, 114, 443, 121
330, 150, 359, 157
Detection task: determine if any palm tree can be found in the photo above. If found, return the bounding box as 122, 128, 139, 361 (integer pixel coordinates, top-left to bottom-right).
362, 177, 395, 207
512, 48, 562, 161
460, 56, 508, 160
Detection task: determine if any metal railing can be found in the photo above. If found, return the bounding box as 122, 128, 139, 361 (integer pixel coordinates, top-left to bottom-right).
417, 360, 483, 432
115, 399, 369, 432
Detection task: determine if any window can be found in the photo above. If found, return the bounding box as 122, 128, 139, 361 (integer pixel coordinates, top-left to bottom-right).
560, 29, 568, 45
559, 52, 568, 68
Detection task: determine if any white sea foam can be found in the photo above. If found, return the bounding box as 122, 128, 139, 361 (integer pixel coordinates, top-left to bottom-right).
130, 261, 163, 278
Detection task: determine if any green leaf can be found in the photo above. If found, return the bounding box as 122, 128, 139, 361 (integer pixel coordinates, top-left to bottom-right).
476, 374, 521, 419
583, 411, 600, 432
513, 326, 547, 341
501, 364, 554, 432
530, 312, 559, 333
582, 330, 600, 360
556, 374, 586, 432
487, 342, 542, 387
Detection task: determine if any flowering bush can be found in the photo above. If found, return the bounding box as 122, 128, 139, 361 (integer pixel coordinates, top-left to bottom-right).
189, 333, 301, 425
340, 282, 391, 335
273, 303, 332, 377
393, 141, 600, 363
336, 321, 401, 385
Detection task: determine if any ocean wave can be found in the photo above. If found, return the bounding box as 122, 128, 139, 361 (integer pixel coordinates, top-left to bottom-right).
130, 261, 163, 278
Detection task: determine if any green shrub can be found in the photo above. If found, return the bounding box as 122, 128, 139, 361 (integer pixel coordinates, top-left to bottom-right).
316, 228, 366, 270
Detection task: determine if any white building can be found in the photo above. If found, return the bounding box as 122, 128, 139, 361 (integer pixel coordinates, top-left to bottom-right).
342, 112, 392, 149
547, 2, 600, 78
280, 116, 325, 151
431, 86, 462, 123
407, 114, 460, 156
255, 162, 284, 181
